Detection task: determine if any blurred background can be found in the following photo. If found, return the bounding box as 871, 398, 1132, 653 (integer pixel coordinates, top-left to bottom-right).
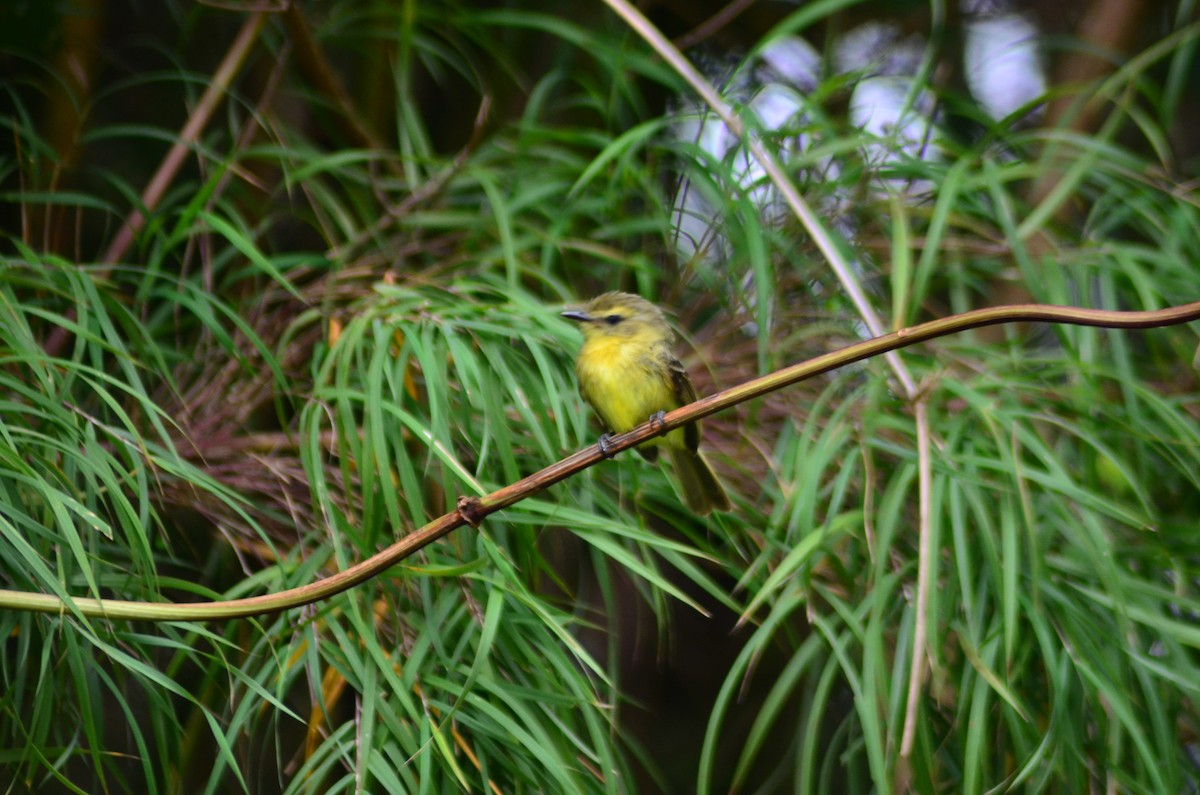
2, 1, 1199, 792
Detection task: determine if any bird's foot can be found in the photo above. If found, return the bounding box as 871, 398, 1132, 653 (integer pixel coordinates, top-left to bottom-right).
648, 411, 667, 432
597, 433, 616, 458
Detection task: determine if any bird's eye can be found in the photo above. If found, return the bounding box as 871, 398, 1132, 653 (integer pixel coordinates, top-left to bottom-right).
605, 314, 623, 325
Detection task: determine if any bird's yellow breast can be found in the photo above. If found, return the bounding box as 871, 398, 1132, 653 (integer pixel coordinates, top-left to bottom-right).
575, 335, 684, 447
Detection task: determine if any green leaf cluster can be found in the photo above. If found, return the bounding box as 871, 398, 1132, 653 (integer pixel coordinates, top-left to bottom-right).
0, 1, 1198, 793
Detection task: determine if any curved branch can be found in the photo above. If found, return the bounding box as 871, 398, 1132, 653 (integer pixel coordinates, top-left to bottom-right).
3, 300, 1199, 621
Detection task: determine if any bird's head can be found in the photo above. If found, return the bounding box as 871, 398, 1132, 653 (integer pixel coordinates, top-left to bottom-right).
561, 292, 672, 342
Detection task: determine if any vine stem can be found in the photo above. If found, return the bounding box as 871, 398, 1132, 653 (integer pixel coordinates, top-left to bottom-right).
3, 300, 1198, 621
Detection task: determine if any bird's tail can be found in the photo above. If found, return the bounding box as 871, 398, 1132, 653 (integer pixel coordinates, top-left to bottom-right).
668, 447, 732, 515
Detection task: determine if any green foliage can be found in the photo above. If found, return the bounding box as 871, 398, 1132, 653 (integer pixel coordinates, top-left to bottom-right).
1, 1, 1199, 793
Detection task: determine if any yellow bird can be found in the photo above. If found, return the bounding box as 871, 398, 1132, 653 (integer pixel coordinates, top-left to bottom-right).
562, 291, 731, 515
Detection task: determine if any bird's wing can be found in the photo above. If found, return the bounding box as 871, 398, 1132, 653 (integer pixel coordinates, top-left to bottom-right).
665, 353, 701, 453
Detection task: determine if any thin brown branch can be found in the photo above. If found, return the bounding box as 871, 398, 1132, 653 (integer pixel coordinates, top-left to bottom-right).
601, 0, 919, 399
283, 3, 382, 151
673, 0, 759, 51
901, 398, 933, 758
101, 12, 267, 266
40, 0, 105, 255
1043, 0, 1152, 151
4, 299, 1200, 621
327, 94, 493, 263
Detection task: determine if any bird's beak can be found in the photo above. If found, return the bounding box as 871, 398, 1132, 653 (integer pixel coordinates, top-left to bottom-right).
561, 309, 591, 323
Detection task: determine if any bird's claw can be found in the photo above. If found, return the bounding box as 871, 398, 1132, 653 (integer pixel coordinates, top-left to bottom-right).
597, 433, 616, 458
648, 411, 666, 432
